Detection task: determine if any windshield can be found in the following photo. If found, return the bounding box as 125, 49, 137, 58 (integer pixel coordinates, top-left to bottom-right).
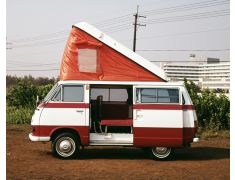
43, 83, 58, 102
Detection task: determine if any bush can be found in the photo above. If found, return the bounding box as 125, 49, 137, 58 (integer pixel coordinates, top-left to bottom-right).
6, 80, 54, 124
37, 84, 54, 100
7, 81, 37, 108
184, 79, 230, 130
6, 106, 34, 124
6, 75, 58, 88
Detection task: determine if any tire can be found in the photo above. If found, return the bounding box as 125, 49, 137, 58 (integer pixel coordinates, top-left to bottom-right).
141, 147, 149, 153
149, 147, 173, 160
52, 133, 79, 159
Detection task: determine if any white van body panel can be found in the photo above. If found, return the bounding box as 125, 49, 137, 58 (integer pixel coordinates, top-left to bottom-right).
183, 110, 195, 128
134, 109, 183, 128
29, 80, 198, 147
40, 104, 87, 126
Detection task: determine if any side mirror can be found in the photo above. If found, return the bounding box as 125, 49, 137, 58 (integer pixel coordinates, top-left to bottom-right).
182, 95, 185, 105
36, 95, 40, 107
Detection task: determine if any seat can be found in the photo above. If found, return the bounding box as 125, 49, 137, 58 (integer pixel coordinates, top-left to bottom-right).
101, 119, 133, 126
101, 119, 133, 133
96, 95, 103, 132
91, 96, 103, 133
96, 95, 103, 120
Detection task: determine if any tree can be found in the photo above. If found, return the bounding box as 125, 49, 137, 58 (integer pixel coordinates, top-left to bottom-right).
7, 81, 37, 108
37, 84, 54, 100
184, 79, 230, 130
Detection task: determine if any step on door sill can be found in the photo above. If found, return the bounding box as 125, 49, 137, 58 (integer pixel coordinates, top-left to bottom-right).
89, 142, 133, 146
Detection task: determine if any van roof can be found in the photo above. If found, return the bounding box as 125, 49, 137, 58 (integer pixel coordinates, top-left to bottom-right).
73, 22, 167, 81
58, 80, 184, 86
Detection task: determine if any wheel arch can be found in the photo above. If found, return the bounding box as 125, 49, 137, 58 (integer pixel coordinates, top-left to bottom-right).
50, 128, 81, 143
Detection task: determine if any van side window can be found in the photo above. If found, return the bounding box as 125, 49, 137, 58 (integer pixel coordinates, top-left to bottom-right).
140, 88, 157, 103
90, 88, 128, 102
62, 85, 84, 102
136, 88, 179, 104
158, 89, 179, 103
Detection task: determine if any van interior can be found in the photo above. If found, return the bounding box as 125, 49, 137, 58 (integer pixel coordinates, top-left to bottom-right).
90, 85, 133, 134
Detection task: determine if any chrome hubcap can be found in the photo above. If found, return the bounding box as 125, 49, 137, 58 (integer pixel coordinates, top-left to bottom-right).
59, 140, 72, 152
152, 147, 171, 158
56, 137, 76, 157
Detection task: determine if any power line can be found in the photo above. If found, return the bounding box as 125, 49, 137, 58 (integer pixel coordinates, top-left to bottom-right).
8, 0, 229, 44
6, 1, 229, 51
120, 27, 229, 42
150, 60, 230, 62
7, 68, 60, 72
7, 60, 59, 64
137, 49, 230, 52
6, 60, 230, 72
7, 63, 59, 68
8, 20, 133, 48
143, 9, 229, 25
95, 15, 133, 27
10, 30, 69, 43
10, 9, 229, 49
10, 37, 67, 48
8, 14, 133, 44
141, 0, 229, 16
102, 23, 132, 32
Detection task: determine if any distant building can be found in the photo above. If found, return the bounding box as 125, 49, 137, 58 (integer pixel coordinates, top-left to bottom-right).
161, 57, 230, 92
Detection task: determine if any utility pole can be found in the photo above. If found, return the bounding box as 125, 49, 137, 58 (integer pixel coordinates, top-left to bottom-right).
6, 37, 13, 50
6, 42, 13, 50
133, 5, 146, 52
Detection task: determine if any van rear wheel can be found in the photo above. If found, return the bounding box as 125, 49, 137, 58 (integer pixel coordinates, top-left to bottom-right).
52, 133, 79, 159
149, 147, 173, 160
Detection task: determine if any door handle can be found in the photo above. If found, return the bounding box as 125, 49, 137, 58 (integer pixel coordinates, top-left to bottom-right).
136, 110, 143, 120
76, 110, 84, 113
136, 115, 143, 119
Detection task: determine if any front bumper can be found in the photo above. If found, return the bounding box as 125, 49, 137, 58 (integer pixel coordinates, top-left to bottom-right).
29, 133, 50, 142
193, 137, 200, 142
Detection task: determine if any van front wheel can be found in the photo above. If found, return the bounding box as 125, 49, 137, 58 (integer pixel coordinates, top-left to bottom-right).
52, 133, 79, 159
149, 147, 173, 160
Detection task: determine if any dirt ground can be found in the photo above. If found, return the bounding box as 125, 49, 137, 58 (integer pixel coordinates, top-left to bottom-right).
7, 124, 230, 180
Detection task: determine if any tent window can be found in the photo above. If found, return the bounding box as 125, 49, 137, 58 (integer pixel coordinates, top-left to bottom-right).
78, 49, 97, 73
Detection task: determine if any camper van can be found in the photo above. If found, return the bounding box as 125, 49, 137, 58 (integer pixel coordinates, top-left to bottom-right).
29, 80, 199, 160
29, 22, 198, 160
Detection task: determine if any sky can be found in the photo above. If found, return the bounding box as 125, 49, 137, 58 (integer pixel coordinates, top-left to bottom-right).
6, 0, 230, 77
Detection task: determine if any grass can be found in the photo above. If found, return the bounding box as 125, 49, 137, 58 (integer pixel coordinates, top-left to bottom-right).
198, 129, 230, 140
6, 106, 34, 124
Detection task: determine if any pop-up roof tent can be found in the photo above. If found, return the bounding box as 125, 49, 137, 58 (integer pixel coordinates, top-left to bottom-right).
60, 22, 167, 82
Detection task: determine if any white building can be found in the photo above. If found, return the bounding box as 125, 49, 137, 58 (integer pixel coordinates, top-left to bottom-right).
161, 59, 230, 92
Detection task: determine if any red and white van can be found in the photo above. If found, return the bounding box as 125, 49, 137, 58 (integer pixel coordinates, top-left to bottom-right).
29, 80, 199, 160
